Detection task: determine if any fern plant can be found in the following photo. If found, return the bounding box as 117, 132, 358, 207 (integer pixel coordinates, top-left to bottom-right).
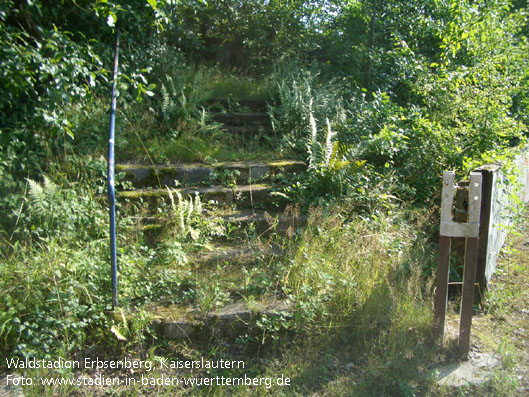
20, 175, 107, 243
27, 176, 57, 212
160, 75, 185, 139
166, 189, 224, 242
307, 113, 351, 172
268, 67, 346, 155
285, 115, 377, 210
159, 71, 212, 139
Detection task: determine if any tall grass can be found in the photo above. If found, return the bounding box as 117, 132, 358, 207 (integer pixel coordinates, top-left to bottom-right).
286, 204, 436, 323
275, 203, 439, 394
106, 64, 293, 164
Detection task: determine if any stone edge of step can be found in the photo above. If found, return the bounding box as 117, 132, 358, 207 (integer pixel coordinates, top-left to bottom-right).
150, 298, 293, 340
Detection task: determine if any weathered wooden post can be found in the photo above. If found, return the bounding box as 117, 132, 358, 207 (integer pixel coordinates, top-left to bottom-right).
475, 165, 499, 300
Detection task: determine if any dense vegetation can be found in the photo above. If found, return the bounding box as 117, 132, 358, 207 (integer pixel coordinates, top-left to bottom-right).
1, 0, 528, 395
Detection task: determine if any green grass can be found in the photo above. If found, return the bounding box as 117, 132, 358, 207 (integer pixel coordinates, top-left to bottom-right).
73, 99, 296, 165
208, 73, 275, 102
69, 65, 296, 166
116, 126, 294, 164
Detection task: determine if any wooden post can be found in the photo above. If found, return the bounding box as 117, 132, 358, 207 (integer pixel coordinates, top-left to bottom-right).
434, 171, 456, 343
458, 172, 483, 356
433, 235, 452, 340
459, 237, 479, 356
475, 166, 498, 298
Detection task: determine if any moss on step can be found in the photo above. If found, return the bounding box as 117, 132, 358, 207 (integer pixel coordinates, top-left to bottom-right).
147, 298, 293, 340
148, 304, 199, 323
117, 183, 288, 213
116, 159, 306, 188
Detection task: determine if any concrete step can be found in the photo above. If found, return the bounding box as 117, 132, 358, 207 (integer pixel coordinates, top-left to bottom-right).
188, 243, 285, 299
117, 184, 290, 211
129, 209, 307, 240
221, 209, 307, 234
210, 112, 270, 126
116, 159, 305, 188
219, 125, 272, 135
0, 373, 24, 397
188, 242, 283, 267
158, 243, 285, 299
205, 98, 270, 112
149, 298, 292, 340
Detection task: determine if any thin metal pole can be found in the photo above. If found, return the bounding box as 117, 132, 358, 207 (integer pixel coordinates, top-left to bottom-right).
108, 29, 120, 309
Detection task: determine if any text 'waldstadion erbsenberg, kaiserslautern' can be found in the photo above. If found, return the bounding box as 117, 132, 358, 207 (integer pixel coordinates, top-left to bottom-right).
6, 357, 245, 372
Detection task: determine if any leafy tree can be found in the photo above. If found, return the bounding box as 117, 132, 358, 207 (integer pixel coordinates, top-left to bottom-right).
0, 0, 160, 230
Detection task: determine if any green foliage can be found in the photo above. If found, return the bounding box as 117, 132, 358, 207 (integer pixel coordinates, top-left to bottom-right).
159, 73, 202, 138
0, 176, 111, 356
282, 112, 394, 212
2, 0, 528, 213
208, 168, 241, 188
157, 0, 319, 72
0, 1, 104, 139
0, 0, 164, 232
285, 206, 434, 321
273, 205, 437, 394
256, 312, 292, 344
268, 65, 346, 151
355, 96, 456, 202
417, 1, 528, 164
19, 175, 107, 244
166, 189, 225, 243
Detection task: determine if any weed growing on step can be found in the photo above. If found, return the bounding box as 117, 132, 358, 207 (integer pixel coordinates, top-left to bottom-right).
195, 284, 231, 312
205, 168, 241, 188
166, 189, 224, 243
268, 65, 346, 154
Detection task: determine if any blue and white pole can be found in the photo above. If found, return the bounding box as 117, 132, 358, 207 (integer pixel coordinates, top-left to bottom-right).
108, 29, 120, 309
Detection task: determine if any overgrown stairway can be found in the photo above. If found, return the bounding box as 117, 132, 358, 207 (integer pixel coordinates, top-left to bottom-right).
116, 100, 307, 341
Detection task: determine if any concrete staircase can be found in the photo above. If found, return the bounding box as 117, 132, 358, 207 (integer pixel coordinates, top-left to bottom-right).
116, 101, 307, 341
